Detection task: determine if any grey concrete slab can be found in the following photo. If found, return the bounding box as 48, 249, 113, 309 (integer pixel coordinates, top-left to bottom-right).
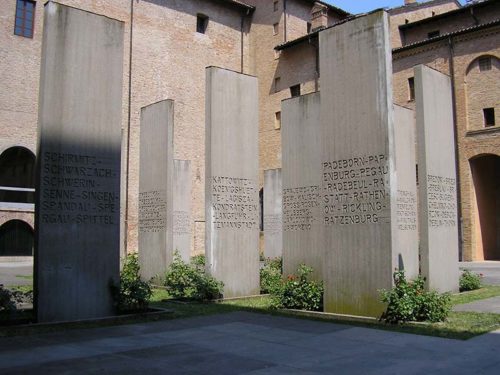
281, 93, 322, 280
1, 312, 500, 374
454, 296, 500, 313
415, 64, 460, 293
264, 168, 283, 259
138, 100, 174, 281
319, 11, 399, 317
205, 67, 260, 298
460, 261, 500, 285
35, 2, 124, 322
173, 159, 192, 262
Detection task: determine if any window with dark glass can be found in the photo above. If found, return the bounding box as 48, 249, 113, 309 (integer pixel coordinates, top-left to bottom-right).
307, 22, 312, 34
483, 108, 495, 127
479, 57, 492, 72
14, 0, 36, 38
408, 77, 415, 101
290, 84, 300, 98
273, 1, 279, 12
196, 14, 209, 34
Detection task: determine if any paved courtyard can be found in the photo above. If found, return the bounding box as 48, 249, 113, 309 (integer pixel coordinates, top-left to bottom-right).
1, 311, 499, 374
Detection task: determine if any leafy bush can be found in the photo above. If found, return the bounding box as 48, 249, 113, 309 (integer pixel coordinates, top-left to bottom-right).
380, 270, 451, 324
260, 257, 282, 294
111, 253, 152, 313
0, 285, 17, 312
191, 254, 206, 270
459, 269, 482, 292
270, 264, 323, 311
164, 252, 223, 301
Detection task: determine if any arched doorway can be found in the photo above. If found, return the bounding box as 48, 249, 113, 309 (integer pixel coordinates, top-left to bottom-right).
0, 220, 34, 256
470, 154, 500, 260
0, 146, 36, 203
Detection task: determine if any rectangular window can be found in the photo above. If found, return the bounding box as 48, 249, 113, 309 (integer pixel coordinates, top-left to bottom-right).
14, 0, 36, 38
275, 111, 281, 130
307, 22, 312, 34
427, 30, 440, 39
408, 77, 415, 101
274, 77, 280, 93
483, 108, 495, 127
274, 1, 279, 12
290, 84, 301, 98
196, 14, 209, 34
273, 23, 279, 35
479, 57, 492, 71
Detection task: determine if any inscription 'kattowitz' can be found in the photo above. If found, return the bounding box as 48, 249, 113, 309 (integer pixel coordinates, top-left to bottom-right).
211, 176, 258, 230
40, 151, 118, 225
323, 154, 389, 225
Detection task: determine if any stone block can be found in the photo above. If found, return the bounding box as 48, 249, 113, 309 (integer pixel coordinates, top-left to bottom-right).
264, 168, 283, 259
205, 67, 260, 298
173, 159, 192, 263
35, 2, 124, 322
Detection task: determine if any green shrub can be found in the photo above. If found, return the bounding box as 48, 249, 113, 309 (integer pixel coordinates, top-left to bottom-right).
164, 252, 223, 301
260, 257, 282, 294
190, 254, 206, 271
0, 285, 17, 312
111, 253, 152, 313
459, 269, 482, 292
270, 264, 323, 311
380, 270, 451, 324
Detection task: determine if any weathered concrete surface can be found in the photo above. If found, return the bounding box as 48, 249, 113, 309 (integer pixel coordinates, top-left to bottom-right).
138, 100, 174, 281
319, 11, 398, 317
173, 159, 192, 263
35, 3, 123, 322
281, 93, 323, 280
264, 168, 283, 259
205, 67, 259, 298
415, 65, 459, 293
1, 312, 500, 374
393, 105, 419, 280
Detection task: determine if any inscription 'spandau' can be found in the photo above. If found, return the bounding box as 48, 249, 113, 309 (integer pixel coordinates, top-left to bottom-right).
264, 214, 282, 235
40, 151, 118, 225
139, 190, 167, 233
211, 176, 259, 230
427, 175, 456, 228
322, 154, 389, 225
173, 210, 190, 235
283, 185, 319, 231
397, 190, 417, 231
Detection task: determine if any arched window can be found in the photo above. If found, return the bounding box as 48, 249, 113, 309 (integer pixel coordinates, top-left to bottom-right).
0, 220, 34, 256
0, 147, 35, 203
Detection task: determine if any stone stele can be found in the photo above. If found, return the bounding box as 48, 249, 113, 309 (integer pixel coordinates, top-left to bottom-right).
35, 2, 124, 322
415, 64, 459, 293
264, 168, 283, 259
319, 11, 405, 317
173, 159, 192, 263
138, 100, 174, 281
205, 67, 260, 298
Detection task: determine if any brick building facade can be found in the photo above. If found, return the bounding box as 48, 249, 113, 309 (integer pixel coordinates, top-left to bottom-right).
0, 0, 498, 262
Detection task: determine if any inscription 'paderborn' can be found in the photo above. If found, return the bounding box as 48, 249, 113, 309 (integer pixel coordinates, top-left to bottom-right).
283, 186, 319, 231
40, 151, 118, 225
139, 190, 167, 233
427, 175, 456, 228
323, 154, 389, 225
397, 190, 417, 231
211, 176, 258, 230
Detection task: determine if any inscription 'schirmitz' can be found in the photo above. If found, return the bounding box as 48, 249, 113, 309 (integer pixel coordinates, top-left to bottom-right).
322, 154, 389, 226
427, 175, 456, 228
396, 190, 417, 231
139, 190, 167, 233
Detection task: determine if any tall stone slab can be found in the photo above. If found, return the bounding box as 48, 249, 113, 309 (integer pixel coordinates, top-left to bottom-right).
35, 2, 124, 322
173, 159, 192, 263
394, 105, 419, 280
205, 67, 259, 298
415, 65, 459, 292
319, 11, 402, 317
138, 100, 174, 281
281, 93, 323, 280
264, 168, 283, 259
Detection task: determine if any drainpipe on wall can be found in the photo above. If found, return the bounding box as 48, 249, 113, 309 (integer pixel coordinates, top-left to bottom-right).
448, 36, 464, 261
283, 0, 287, 43
124, 0, 134, 256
